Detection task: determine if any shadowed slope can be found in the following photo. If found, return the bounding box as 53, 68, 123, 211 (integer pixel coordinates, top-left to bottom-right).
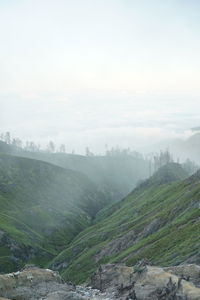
0, 154, 106, 272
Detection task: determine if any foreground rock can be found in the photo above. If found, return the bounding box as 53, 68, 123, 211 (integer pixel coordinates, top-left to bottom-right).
0, 264, 200, 299
91, 263, 200, 299
0, 266, 75, 300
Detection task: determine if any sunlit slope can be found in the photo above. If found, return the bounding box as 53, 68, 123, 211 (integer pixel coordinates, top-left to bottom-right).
0, 154, 106, 272
50, 163, 200, 283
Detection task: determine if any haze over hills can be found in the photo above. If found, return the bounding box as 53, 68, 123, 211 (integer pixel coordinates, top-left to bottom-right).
1, 131, 200, 199
49, 163, 200, 283
0, 139, 150, 202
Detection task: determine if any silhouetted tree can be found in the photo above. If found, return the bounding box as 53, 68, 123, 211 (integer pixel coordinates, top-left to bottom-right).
153, 150, 173, 172
47, 141, 55, 153
59, 144, 66, 153
85, 147, 94, 156
12, 138, 22, 148
4, 132, 11, 144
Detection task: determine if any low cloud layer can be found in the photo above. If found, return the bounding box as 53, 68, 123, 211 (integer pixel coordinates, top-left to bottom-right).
1, 92, 199, 154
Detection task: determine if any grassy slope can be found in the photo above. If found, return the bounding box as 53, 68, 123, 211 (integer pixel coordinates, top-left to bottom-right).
50, 163, 200, 283
0, 153, 107, 271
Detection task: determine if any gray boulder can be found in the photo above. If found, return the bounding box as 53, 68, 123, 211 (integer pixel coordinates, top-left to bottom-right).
90, 263, 200, 299
0, 267, 74, 300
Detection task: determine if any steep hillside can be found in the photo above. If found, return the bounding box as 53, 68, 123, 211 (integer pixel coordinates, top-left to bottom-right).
50, 163, 200, 283
0, 154, 106, 272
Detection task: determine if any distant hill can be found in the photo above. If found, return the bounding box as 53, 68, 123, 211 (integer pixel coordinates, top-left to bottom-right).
155, 132, 200, 164
0, 153, 106, 273
191, 126, 200, 132
0, 141, 149, 203
187, 132, 200, 146
49, 163, 200, 284
179, 133, 200, 163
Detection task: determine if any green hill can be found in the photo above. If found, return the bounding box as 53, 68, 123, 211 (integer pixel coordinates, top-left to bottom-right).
0, 153, 107, 272
49, 163, 200, 283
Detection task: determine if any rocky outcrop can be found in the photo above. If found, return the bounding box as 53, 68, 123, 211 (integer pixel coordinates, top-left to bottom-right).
0, 267, 112, 300
95, 219, 164, 263
91, 263, 134, 292
94, 231, 137, 262
91, 263, 200, 299
0, 266, 74, 300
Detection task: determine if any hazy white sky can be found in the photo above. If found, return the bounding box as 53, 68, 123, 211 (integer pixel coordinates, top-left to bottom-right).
0, 0, 200, 153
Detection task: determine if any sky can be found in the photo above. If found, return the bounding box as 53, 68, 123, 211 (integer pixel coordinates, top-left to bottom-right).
0, 0, 200, 153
